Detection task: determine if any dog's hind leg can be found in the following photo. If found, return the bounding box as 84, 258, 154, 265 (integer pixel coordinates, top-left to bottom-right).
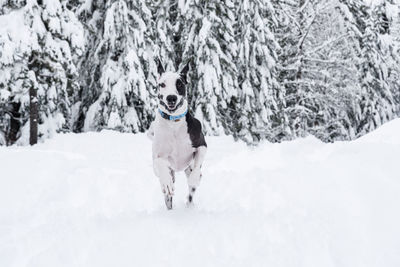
185, 146, 207, 206
153, 157, 175, 209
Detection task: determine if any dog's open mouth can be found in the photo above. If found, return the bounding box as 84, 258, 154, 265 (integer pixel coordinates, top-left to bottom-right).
160, 100, 176, 112
167, 104, 176, 111
160, 99, 183, 113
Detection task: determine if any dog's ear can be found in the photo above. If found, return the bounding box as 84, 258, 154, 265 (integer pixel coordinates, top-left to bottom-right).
180, 62, 190, 84
156, 58, 165, 76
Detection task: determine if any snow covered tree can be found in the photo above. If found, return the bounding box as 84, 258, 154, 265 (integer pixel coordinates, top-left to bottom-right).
273, 0, 399, 141
295, 0, 362, 141
235, 0, 288, 143
274, 0, 317, 138
372, 0, 400, 117
180, 0, 238, 135
77, 0, 155, 133
0, 0, 26, 14
392, 2, 400, 114
150, 0, 182, 68
339, 0, 396, 136
357, 3, 397, 135
0, 0, 84, 145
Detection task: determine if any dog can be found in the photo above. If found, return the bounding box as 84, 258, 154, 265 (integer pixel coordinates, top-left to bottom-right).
147, 59, 207, 210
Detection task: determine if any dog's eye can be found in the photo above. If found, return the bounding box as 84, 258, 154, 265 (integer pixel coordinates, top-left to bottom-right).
160, 83, 165, 88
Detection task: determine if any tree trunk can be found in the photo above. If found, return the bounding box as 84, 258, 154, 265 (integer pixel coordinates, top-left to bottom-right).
8, 102, 21, 145
29, 85, 38, 145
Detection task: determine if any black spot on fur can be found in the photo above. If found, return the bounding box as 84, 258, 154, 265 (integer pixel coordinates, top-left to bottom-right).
176, 79, 185, 96
188, 195, 193, 203
185, 112, 207, 148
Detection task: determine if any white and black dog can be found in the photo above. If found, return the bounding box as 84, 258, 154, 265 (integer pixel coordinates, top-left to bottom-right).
147, 60, 207, 210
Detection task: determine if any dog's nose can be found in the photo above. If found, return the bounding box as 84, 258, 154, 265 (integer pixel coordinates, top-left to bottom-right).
166, 95, 177, 104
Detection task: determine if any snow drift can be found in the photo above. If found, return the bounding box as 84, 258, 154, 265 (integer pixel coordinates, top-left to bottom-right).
0, 119, 399, 267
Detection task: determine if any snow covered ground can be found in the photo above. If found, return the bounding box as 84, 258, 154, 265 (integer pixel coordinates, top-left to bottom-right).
1, 119, 400, 267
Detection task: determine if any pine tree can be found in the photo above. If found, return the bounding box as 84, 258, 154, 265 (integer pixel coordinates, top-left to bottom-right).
181, 0, 238, 135
393, 2, 400, 114
150, 0, 182, 69
0, 0, 84, 145
236, 0, 288, 143
373, 0, 400, 116
77, 0, 155, 133
275, 0, 319, 138
340, 0, 396, 136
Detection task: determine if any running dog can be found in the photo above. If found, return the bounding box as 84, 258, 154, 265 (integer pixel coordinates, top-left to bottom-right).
147, 59, 207, 210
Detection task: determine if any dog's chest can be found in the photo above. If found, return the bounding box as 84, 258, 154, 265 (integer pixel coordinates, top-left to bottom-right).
153, 118, 195, 171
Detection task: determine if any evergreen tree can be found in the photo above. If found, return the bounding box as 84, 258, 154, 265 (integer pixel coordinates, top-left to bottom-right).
181, 0, 238, 135
340, 0, 396, 136
359, 4, 396, 135
0, 0, 84, 145
274, 0, 312, 138
236, 0, 288, 143
77, 0, 155, 133
373, 0, 400, 116
150, 0, 182, 69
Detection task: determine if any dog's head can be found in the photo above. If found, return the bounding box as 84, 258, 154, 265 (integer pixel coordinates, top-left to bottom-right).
156, 59, 189, 113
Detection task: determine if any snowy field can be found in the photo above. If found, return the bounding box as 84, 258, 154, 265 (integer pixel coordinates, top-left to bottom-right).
1, 120, 400, 267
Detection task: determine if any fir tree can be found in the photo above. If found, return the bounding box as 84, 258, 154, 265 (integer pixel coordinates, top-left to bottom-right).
0, 0, 84, 145
275, 0, 318, 138
356, 3, 396, 135
181, 0, 238, 135
78, 0, 155, 133
236, 0, 288, 143
340, 0, 396, 136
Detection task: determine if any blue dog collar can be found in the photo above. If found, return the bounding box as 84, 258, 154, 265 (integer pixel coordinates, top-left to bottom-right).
159, 108, 188, 121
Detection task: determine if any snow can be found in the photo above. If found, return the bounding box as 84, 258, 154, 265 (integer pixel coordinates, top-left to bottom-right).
0, 8, 39, 66
1, 119, 400, 267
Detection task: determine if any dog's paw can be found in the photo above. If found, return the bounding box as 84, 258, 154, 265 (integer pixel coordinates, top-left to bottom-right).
159, 177, 174, 196
165, 194, 173, 210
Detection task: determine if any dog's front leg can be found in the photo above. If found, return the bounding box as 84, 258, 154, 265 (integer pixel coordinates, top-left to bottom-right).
153, 157, 174, 209
186, 146, 207, 205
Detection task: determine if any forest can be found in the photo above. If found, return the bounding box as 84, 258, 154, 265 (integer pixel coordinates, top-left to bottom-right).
0, 0, 399, 145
